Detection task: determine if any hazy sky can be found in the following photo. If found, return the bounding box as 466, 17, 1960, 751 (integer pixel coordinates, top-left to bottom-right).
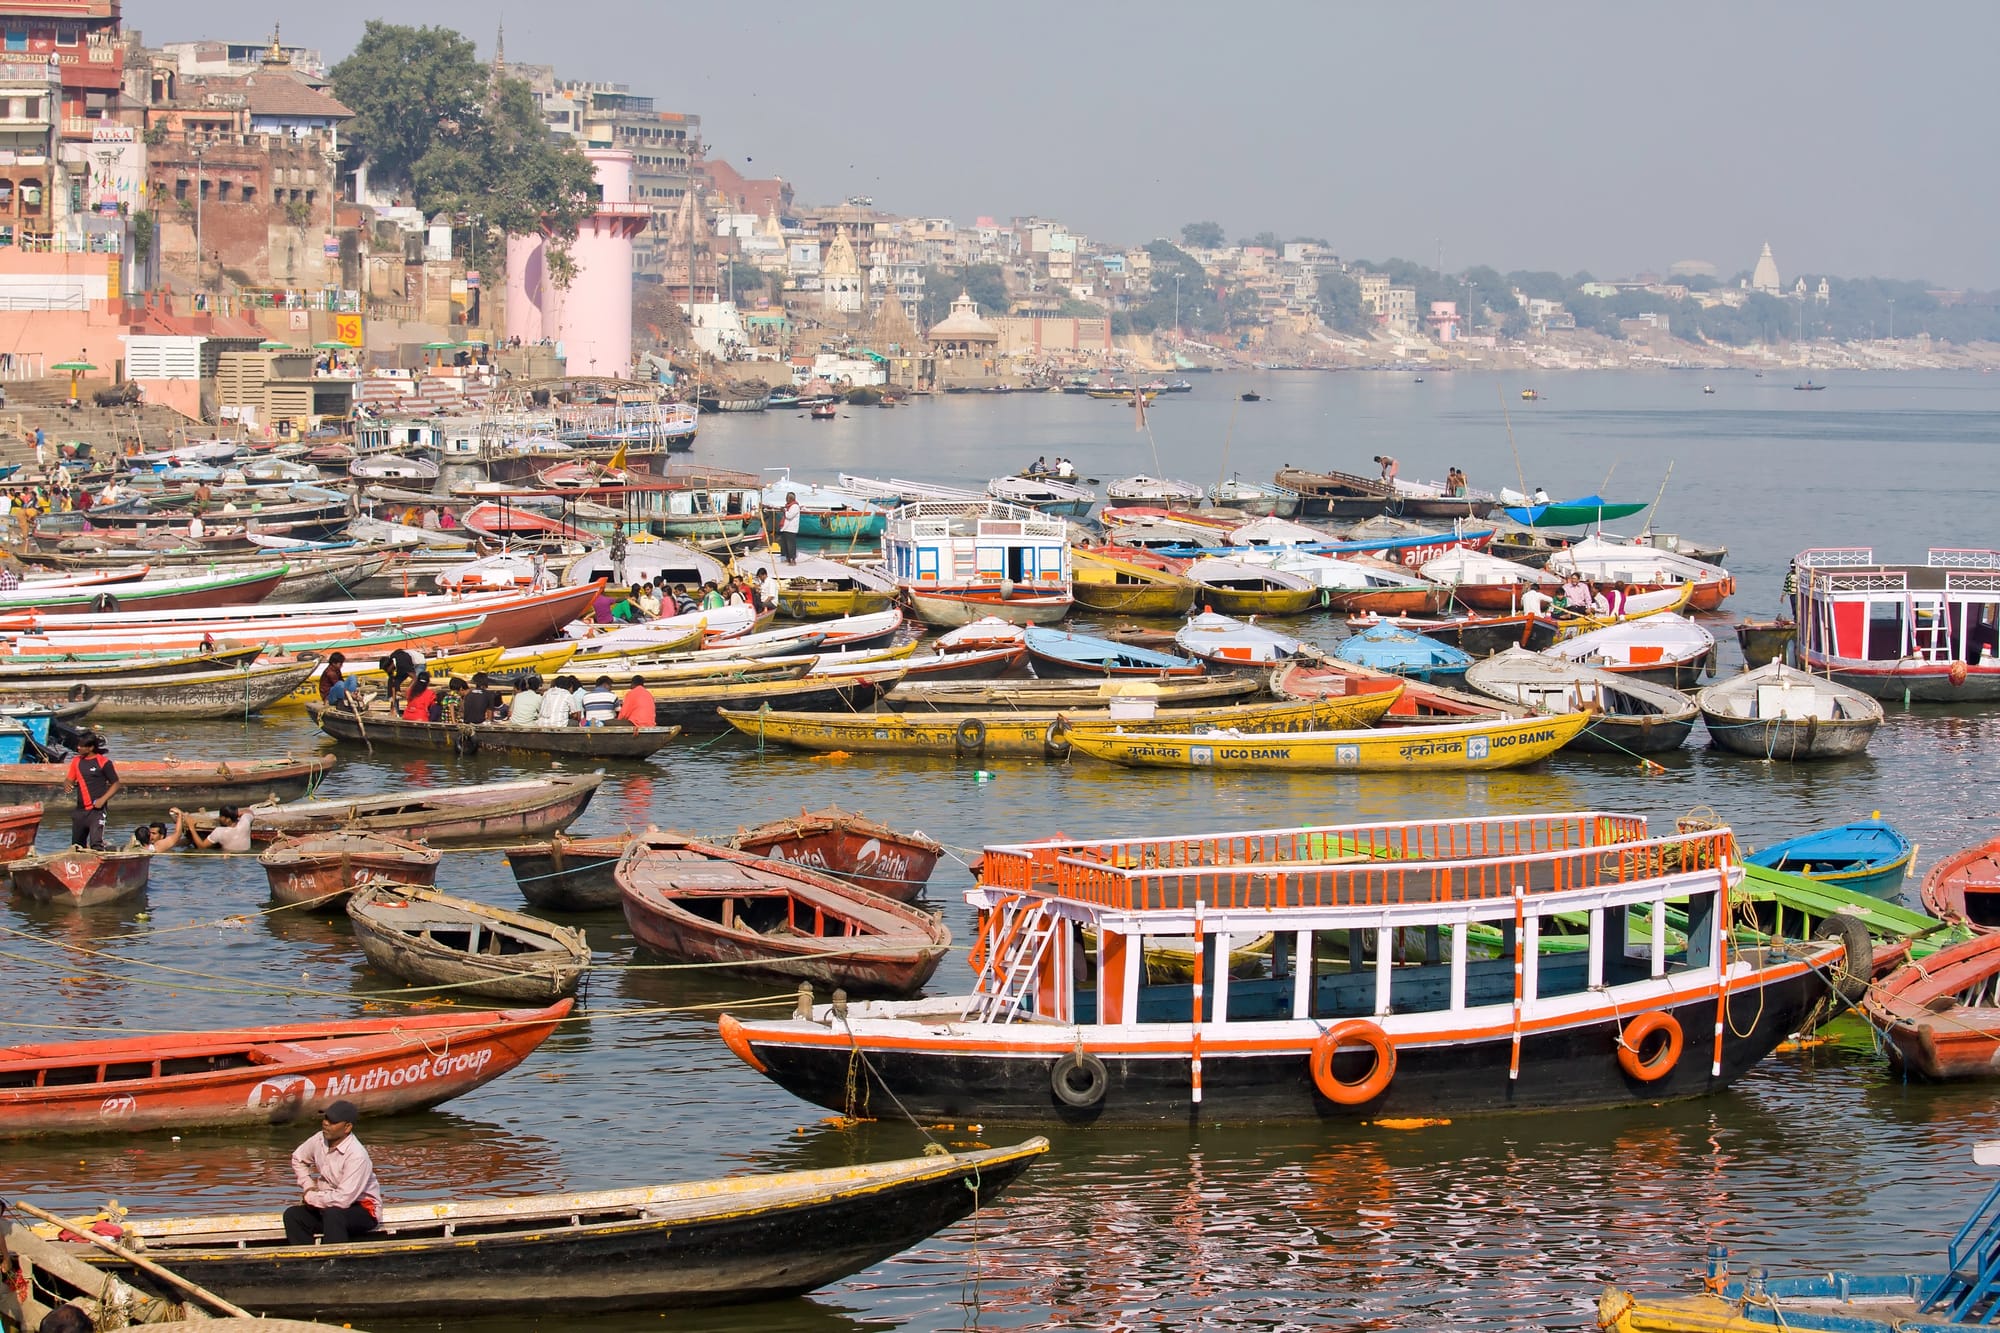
143, 1, 2000, 287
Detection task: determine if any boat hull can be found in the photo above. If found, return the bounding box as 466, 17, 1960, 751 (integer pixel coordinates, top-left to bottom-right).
0, 661, 320, 720
506, 835, 630, 911
1575, 713, 1698, 754
229, 776, 601, 848
0, 802, 40, 861
309, 705, 681, 759
1809, 655, 2000, 702
1064, 711, 1586, 771
905, 588, 1073, 627
776, 588, 898, 619
348, 889, 587, 1003
1071, 579, 1198, 617
7, 848, 150, 905
1195, 586, 1321, 617
732, 813, 943, 902
260, 834, 442, 908
1700, 711, 1878, 760
1734, 619, 1796, 667
0, 756, 334, 810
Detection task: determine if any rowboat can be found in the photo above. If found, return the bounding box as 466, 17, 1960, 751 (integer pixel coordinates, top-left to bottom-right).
886, 674, 1258, 711
1465, 647, 1698, 754
1920, 837, 2000, 929
1696, 661, 1883, 760
0, 660, 320, 720
1419, 549, 1558, 612
1333, 623, 1473, 685
1545, 613, 1717, 689
1021, 626, 1205, 678
904, 586, 1074, 627
1347, 609, 1562, 657
274, 643, 513, 707
1106, 475, 1205, 504
505, 833, 632, 911
1062, 710, 1587, 771
1546, 536, 1735, 611
1862, 935, 2000, 1080
987, 475, 1097, 516
1184, 557, 1321, 616
0, 645, 265, 679
1207, 476, 1301, 517
1261, 551, 1451, 615
631, 668, 905, 733
0, 802, 40, 861
1734, 616, 1797, 667
259, 831, 443, 907
823, 642, 1020, 680
1174, 610, 1309, 667
0, 563, 290, 615
0, 1001, 570, 1136
7, 847, 152, 905
747, 555, 899, 619
722, 809, 1838, 1124
1745, 818, 1915, 897
183, 774, 602, 848
732, 806, 944, 902
0, 755, 334, 810
1070, 546, 1199, 618
724, 694, 1400, 759
308, 703, 683, 759
58, 1139, 1046, 1317
617, 832, 951, 995
348, 884, 591, 1002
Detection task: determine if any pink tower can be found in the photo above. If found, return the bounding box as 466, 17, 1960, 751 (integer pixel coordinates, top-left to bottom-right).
505, 149, 649, 377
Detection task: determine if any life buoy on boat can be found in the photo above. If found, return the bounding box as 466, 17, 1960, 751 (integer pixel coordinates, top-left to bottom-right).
954, 717, 987, 754
1051, 1047, 1109, 1109
1043, 717, 1069, 758
1615, 1010, 1683, 1082
1308, 1019, 1396, 1105
1950, 660, 1971, 686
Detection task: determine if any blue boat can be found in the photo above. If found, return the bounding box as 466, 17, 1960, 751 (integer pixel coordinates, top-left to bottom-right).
1743, 816, 1915, 897
1022, 626, 1205, 679
1332, 623, 1473, 685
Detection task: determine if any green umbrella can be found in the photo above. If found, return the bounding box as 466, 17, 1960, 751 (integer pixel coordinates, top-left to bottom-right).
259, 340, 294, 350
52, 360, 95, 371
312, 341, 348, 350
422, 341, 458, 350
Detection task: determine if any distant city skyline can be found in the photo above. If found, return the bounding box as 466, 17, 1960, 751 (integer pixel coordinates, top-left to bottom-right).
141, 0, 2000, 289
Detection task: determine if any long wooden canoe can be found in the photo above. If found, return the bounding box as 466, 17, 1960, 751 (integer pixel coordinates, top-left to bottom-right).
643, 668, 907, 733
0, 660, 319, 720
0, 1001, 571, 1136
57, 1139, 1046, 1316
274, 643, 510, 707
884, 674, 1259, 711
182, 774, 602, 848
721, 691, 1402, 758
0, 562, 289, 615
308, 703, 682, 759
1063, 710, 1590, 771
0, 644, 266, 681
348, 884, 590, 1002
0, 755, 335, 809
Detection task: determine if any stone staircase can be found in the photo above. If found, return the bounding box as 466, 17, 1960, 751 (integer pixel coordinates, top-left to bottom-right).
0, 390, 201, 473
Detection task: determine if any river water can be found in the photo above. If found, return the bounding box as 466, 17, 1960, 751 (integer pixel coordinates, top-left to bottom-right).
5, 370, 2000, 1331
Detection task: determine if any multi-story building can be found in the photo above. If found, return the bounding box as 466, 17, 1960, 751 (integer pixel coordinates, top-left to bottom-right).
1381, 286, 1418, 333
0, 56, 58, 248
553, 81, 698, 279
158, 35, 328, 80
0, 0, 124, 141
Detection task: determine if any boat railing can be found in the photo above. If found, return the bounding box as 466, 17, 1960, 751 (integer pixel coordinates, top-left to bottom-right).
1931, 548, 2000, 571
1811, 569, 1907, 594
1036, 827, 1735, 913
1795, 547, 1876, 569
978, 812, 1650, 895
1947, 569, 2000, 594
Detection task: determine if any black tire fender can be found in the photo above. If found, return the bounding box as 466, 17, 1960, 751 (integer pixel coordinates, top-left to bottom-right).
1044, 716, 1070, 758
1051, 1050, 1108, 1109
90, 592, 119, 613
1812, 912, 1873, 1004
954, 717, 986, 754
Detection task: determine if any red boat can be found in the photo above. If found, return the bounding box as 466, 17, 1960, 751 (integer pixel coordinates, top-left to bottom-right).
461, 503, 602, 545
0, 755, 335, 809
732, 806, 944, 902
617, 833, 950, 996
1920, 836, 2000, 929
0, 1000, 572, 1137
1269, 660, 1524, 723
1862, 934, 2000, 1079
7, 847, 151, 905
0, 802, 40, 861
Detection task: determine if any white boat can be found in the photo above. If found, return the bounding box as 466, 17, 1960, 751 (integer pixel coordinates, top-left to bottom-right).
1207, 476, 1301, 517
567, 602, 760, 649
986, 476, 1097, 517
349, 454, 441, 483
436, 552, 542, 592
1228, 516, 1340, 547
240, 458, 322, 485
1464, 646, 1698, 754
936, 616, 1028, 652
347, 514, 478, 552
837, 475, 988, 505
1546, 612, 1717, 689
885, 501, 1073, 628
1106, 475, 1205, 503
1696, 661, 1882, 761
562, 541, 727, 592
1545, 536, 1735, 611
1097, 512, 1233, 549
1173, 610, 1309, 666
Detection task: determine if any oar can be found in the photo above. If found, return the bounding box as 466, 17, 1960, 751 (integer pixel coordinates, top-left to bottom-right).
9, 1198, 253, 1319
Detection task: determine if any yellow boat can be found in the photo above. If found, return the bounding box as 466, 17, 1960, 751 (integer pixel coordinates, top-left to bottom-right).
719, 690, 1402, 758
1062, 710, 1589, 771
1081, 928, 1274, 983
566, 625, 705, 670
486, 641, 583, 679
274, 644, 509, 707
1071, 548, 1199, 618
776, 585, 898, 619
1195, 585, 1322, 617
1556, 582, 1694, 636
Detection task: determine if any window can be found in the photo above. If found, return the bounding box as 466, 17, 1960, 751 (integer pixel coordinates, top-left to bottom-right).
216, 180, 231, 201
241, 185, 255, 204
199, 178, 210, 199
55, 22, 77, 46
174, 178, 187, 201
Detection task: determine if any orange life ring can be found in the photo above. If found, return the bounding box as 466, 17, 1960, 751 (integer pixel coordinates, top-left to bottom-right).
1616, 1010, 1683, 1082
1308, 1019, 1397, 1105
1950, 660, 1970, 686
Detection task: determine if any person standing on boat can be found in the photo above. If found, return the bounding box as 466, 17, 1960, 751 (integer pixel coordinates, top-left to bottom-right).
283, 1100, 381, 1246
65, 733, 119, 850
778, 495, 802, 564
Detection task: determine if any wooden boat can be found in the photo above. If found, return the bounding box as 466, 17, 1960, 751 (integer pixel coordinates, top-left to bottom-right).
731, 806, 944, 902
1063, 710, 1587, 771
1921, 837, 2000, 929
259, 831, 442, 908
308, 703, 683, 759
348, 884, 590, 1002
0, 755, 334, 810
0, 644, 266, 682
840, 643, 1022, 680
1734, 617, 1796, 667
1070, 546, 1200, 618
1545, 613, 1717, 689
617, 833, 951, 996
1744, 818, 1915, 897
1021, 625, 1205, 678
0, 660, 320, 720
1500, 493, 1650, 528
1348, 609, 1562, 657
59, 1139, 1046, 1318
505, 833, 632, 912
885, 674, 1259, 711
0, 562, 289, 615
1333, 623, 1473, 685
275, 643, 512, 707
725, 693, 1399, 759
7, 847, 152, 905
1546, 536, 1735, 611
1792, 546, 2000, 701
636, 668, 905, 733
0, 1001, 570, 1137
1697, 661, 1882, 760
0, 801, 39, 861
1465, 647, 1698, 754
1420, 549, 1559, 612
1184, 557, 1321, 616
723, 810, 1838, 1124
1862, 934, 2000, 1080
183, 775, 602, 849
1173, 610, 1309, 667
905, 585, 1073, 627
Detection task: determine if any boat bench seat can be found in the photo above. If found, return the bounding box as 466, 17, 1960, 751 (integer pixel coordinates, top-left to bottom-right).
246, 1043, 318, 1064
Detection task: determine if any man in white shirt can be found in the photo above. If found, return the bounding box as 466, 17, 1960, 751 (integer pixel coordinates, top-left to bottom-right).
283, 1099, 382, 1244
540, 675, 578, 727
1520, 586, 1551, 617
508, 675, 544, 727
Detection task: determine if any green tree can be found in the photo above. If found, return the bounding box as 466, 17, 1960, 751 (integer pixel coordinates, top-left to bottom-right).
1315, 269, 1368, 334
917, 263, 1010, 325
410, 75, 595, 244
1180, 220, 1225, 249
1239, 230, 1281, 251
1057, 297, 1106, 318
331, 22, 485, 190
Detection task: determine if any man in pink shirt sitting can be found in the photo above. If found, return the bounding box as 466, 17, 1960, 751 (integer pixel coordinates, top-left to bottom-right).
283, 1099, 382, 1245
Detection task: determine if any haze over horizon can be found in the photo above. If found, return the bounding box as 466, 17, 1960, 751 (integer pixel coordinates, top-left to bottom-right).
142, 0, 2000, 288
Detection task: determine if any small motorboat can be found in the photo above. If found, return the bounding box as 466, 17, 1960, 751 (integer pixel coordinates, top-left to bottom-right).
1021, 625, 1206, 679
1334, 623, 1474, 686
347, 883, 591, 1002
1744, 817, 1915, 897
1919, 836, 2000, 929
1173, 610, 1309, 667
259, 830, 443, 908
7, 846, 151, 906
1239, 391, 1261, 402
731, 806, 944, 902
617, 832, 951, 996
505, 833, 632, 912
1697, 661, 1883, 760
809, 401, 838, 420
1464, 646, 1697, 754
1863, 934, 2000, 1080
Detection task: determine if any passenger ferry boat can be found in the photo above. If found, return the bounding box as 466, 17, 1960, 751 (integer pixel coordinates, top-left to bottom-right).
1793, 548, 2000, 700
720, 811, 1845, 1125
881, 500, 1073, 627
